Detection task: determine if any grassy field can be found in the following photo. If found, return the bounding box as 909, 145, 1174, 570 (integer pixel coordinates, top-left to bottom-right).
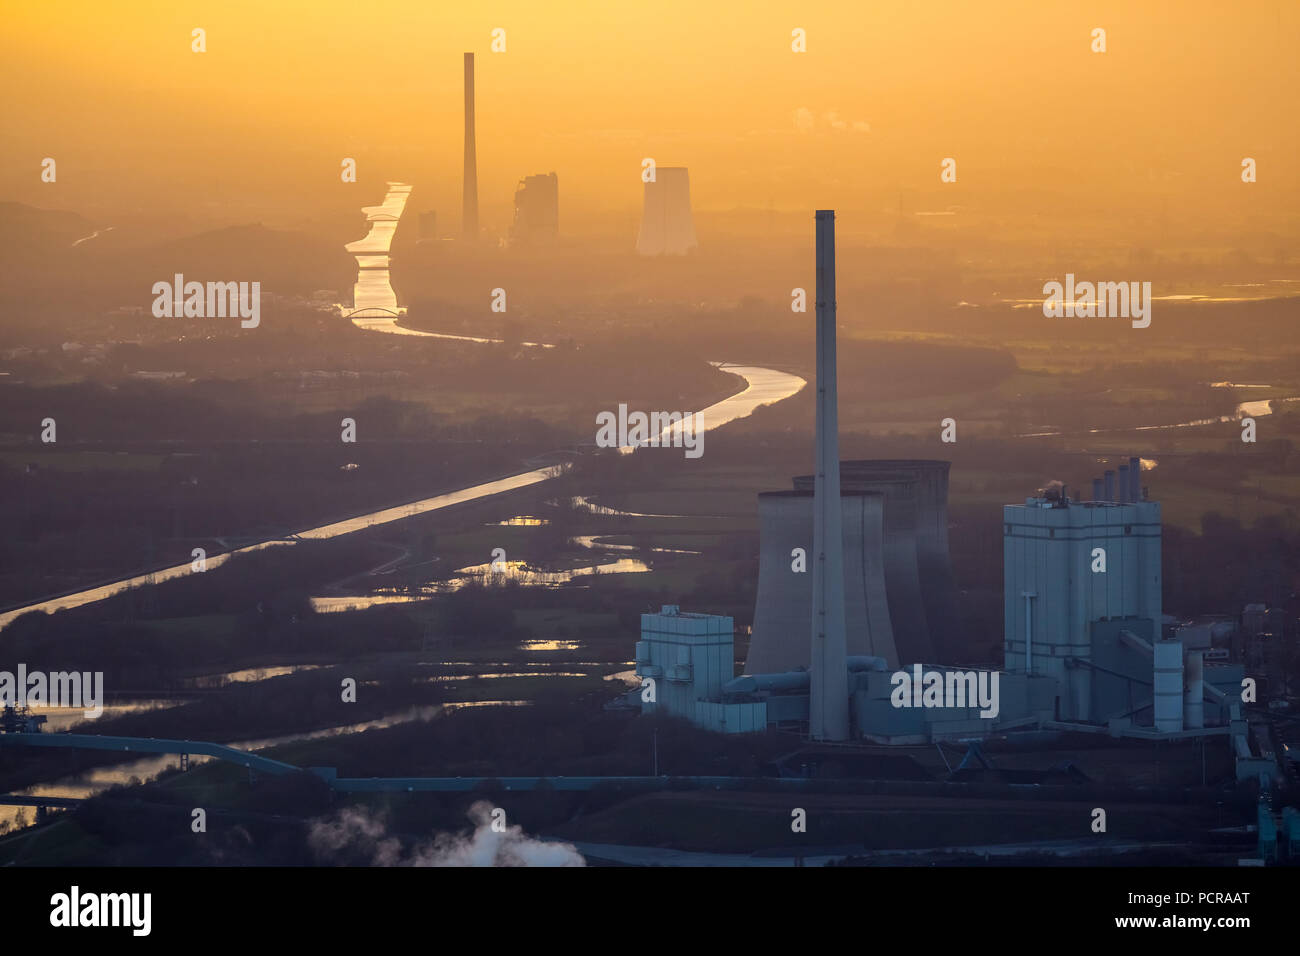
550, 790, 1221, 853
0, 450, 167, 472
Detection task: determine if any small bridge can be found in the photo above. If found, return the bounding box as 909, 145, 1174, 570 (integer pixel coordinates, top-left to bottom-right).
0, 732, 299, 777
344, 308, 403, 319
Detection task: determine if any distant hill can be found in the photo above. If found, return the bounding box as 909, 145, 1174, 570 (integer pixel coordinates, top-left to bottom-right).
0, 201, 96, 259
0, 205, 354, 309
120, 222, 354, 292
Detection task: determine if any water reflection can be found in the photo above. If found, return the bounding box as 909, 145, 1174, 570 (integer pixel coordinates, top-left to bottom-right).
28, 700, 178, 734
0, 705, 441, 833
573, 534, 700, 555
339, 188, 553, 345
341, 182, 411, 318
426, 672, 586, 681
186, 664, 324, 688
445, 558, 650, 588
442, 700, 531, 710
3, 358, 798, 629
615, 362, 805, 455
1021, 390, 1300, 438
520, 640, 582, 651
0, 468, 562, 629
309, 593, 425, 613
567, 496, 683, 519
310, 555, 653, 611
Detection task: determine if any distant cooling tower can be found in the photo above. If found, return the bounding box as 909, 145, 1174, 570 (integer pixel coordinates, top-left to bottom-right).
746, 491, 896, 674
636, 167, 697, 256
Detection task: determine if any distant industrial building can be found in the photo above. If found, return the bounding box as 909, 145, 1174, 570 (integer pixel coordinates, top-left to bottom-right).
510, 173, 559, 245
635, 167, 697, 256
419, 211, 437, 240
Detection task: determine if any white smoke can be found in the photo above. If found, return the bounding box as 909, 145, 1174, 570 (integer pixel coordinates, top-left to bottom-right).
794, 107, 869, 134
308, 801, 586, 867
823, 110, 870, 132
308, 805, 406, 867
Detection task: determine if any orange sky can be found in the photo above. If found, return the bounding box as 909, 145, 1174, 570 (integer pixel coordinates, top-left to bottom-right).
2, 0, 1296, 238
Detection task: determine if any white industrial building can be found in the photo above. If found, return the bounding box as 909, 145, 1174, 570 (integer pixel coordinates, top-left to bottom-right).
635, 606, 765, 733
1002, 464, 1161, 721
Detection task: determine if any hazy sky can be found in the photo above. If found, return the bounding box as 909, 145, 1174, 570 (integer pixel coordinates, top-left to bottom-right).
2, 0, 1296, 237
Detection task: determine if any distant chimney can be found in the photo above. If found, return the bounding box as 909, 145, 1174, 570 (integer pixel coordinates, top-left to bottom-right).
463, 52, 478, 239
1117, 465, 1130, 503
1091, 477, 1104, 502
1129, 457, 1142, 502
1104, 470, 1116, 503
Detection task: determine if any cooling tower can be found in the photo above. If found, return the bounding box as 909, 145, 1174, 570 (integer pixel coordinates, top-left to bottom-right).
462, 52, 478, 238
746, 491, 896, 675
792, 460, 961, 665
845, 461, 960, 661
635, 167, 698, 256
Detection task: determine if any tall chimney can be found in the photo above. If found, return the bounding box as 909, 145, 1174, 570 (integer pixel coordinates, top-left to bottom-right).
1091, 477, 1103, 502
810, 210, 849, 741
1129, 457, 1142, 502
462, 52, 478, 239
1104, 470, 1116, 503
1117, 464, 1130, 503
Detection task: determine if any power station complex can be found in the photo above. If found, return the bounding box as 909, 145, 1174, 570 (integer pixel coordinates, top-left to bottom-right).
633, 211, 1258, 774
440, 51, 695, 253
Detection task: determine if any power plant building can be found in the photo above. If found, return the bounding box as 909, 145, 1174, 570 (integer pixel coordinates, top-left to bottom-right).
635, 606, 765, 733
1003, 465, 1162, 722
635, 167, 698, 256
625, 212, 1248, 766
511, 173, 559, 245
635, 466, 1243, 744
